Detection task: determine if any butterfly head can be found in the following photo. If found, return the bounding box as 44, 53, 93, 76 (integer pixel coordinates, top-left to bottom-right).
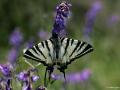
56, 1, 71, 17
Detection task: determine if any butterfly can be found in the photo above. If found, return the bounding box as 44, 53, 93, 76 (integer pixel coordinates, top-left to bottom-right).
23, 33, 93, 85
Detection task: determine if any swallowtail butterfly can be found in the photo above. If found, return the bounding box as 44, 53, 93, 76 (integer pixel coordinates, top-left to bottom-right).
23, 33, 93, 85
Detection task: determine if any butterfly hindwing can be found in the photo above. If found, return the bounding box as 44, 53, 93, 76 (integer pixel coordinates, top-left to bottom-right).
23, 39, 54, 66
61, 38, 93, 65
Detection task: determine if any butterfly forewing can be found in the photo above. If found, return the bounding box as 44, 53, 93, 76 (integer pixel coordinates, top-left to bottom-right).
23, 39, 54, 66
61, 38, 93, 65
23, 37, 93, 66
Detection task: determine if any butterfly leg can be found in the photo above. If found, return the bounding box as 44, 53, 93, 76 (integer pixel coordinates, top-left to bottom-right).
58, 65, 68, 89
44, 66, 54, 87
58, 65, 67, 81
47, 66, 54, 83
63, 70, 66, 81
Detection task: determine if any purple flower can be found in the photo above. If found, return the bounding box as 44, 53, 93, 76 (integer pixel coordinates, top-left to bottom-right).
7, 48, 18, 66
80, 69, 91, 81
0, 64, 11, 77
66, 69, 91, 83
16, 71, 28, 81
51, 69, 91, 84
38, 30, 50, 40
16, 69, 39, 90
52, 1, 71, 38
6, 79, 12, 90
56, 1, 71, 18
22, 83, 32, 90
17, 71, 39, 82
9, 27, 23, 47
83, 1, 102, 37
31, 75, 39, 82
51, 74, 62, 80
107, 15, 120, 27
0, 64, 12, 90
0, 78, 12, 90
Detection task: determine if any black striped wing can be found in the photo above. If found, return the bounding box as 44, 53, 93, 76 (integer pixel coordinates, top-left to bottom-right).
61, 38, 93, 65
23, 39, 53, 66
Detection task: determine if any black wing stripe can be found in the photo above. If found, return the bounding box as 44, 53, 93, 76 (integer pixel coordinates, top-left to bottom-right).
76, 48, 93, 59
67, 44, 93, 65
77, 42, 86, 52
48, 39, 54, 60
67, 48, 93, 65
49, 38, 54, 44
23, 54, 47, 66
41, 42, 45, 48
45, 40, 50, 51
69, 40, 80, 57
24, 54, 39, 61
45, 40, 52, 58
31, 47, 39, 54
24, 50, 40, 60
71, 39, 74, 46
61, 37, 65, 43
63, 38, 70, 56
35, 45, 47, 59
79, 44, 93, 56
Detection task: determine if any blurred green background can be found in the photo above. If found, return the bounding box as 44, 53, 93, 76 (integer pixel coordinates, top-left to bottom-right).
0, 0, 120, 90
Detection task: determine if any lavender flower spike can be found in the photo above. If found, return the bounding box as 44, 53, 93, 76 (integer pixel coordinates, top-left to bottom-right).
9, 27, 23, 47
0, 64, 11, 77
52, 1, 71, 38
51, 69, 92, 84
7, 48, 19, 67
66, 69, 91, 84
16, 69, 39, 90
107, 14, 120, 27
83, 1, 102, 37
0, 64, 12, 90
